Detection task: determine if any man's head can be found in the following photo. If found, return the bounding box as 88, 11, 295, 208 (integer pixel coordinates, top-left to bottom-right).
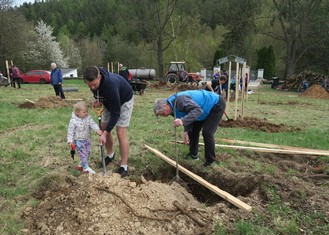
219, 75, 227, 84
84, 66, 102, 90
154, 98, 172, 116
51, 63, 57, 70
119, 64, 123, 69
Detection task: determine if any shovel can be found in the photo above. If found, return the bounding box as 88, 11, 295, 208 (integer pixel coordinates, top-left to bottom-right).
224, 112, 233, 121
93, 105, 106, 175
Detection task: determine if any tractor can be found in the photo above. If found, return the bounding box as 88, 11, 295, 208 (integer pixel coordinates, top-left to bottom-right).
165, 61, 201, 86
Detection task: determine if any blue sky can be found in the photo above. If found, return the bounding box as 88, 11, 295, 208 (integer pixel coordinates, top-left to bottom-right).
14, 0, 35, 6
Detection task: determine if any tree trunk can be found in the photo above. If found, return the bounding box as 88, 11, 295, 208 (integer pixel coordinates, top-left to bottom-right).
157, 33, 164, 80
284, 40, 297, 79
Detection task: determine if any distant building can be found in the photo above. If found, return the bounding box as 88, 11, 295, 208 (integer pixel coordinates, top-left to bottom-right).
61, 68, 78, 78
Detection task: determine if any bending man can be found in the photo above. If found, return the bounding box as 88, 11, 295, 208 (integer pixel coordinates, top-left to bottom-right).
154, 90, 225, 167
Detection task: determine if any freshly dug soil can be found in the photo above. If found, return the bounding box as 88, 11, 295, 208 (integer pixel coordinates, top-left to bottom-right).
299, 84, 329, 99
23, 174, 214, 235
148, 81, 201, 91
220, 117, 300, 133
18, 96, 73, 109
22, 149, 329, 234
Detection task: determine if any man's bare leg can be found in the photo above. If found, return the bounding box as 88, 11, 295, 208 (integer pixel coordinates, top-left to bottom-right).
116, 126, 129, 165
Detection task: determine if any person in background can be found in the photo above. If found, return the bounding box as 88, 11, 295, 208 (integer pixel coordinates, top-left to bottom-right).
213, 71, 220, 80
51, 62, 65, 99
67, 101, 103, 174
205, 75, 227, 96
154, 90, 226, 167
84, 66, 134, 177
119, 64, 133, 82
244, 73, 249, 92
11, 65, 21, 89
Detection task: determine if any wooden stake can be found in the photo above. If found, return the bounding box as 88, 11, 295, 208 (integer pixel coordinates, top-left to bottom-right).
241, 62, 246, 118
175, 141, 329, 156
234, 63, 239, 120
145, 144, 253, 212
5, 60, 11, 85
107, 62, 110, 72
226, 61, 231, 114
117, 62, 120, 74
111, 62, 114, 73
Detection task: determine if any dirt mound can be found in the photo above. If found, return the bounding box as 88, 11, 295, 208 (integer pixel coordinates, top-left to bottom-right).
23, 173, 214, 234
148, 81, 173, 89
148, 81, 201, 91
283, 70, 328, 91
171, 84, 201, 92
299, 84, 329, 99
18, 96, 73, 109
221, 117, 300, 132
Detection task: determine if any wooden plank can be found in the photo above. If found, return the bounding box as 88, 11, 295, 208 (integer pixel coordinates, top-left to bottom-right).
175, 141, 329, 156
145, 144, 253, 212
25, 99, 35, 104
219, 139, 329, 155
241, 62, 246, 118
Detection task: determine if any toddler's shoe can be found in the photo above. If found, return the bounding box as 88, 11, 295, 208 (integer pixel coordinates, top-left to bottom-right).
82, 167, 95, 174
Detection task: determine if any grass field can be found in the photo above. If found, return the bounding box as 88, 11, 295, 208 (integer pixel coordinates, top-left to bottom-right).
0, 80, 328, 234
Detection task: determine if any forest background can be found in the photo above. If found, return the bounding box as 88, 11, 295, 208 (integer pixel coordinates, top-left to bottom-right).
1, 0, 329, 79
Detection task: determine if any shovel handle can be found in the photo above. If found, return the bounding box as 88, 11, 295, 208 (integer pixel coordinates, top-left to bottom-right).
93, 105, 104, 117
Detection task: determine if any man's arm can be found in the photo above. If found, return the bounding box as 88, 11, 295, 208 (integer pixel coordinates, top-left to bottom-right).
176, 95, 203, 126
58, 69, 63, 84
105, 89, 121, 132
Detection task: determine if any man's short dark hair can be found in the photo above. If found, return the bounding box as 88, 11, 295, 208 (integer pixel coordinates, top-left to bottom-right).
84, 66, 99, 81
219, 75, 227, 81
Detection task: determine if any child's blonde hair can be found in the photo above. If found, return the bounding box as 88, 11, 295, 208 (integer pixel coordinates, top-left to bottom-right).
73, 101, 88, 113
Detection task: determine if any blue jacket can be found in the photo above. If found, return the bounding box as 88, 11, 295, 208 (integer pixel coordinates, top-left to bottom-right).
167, 90, 219, 125
51, 68, 63, 85
91, 67, 133, 132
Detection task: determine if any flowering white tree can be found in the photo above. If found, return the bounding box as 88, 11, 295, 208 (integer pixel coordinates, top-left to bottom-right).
33, 20, 68, 68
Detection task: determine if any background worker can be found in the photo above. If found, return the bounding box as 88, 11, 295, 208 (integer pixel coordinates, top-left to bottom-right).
50, 62, 65, 99
84, 66, 134, 177
154, 90, 226, 167
11, 65, 21, 89
205, 75, 228, 97
119, 64, 133, 82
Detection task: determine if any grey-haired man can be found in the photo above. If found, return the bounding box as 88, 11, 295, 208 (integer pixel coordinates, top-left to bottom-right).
154, 90, 226, 167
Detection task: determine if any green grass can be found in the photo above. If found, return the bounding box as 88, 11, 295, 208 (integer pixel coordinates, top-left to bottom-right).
0, 82, 329, 234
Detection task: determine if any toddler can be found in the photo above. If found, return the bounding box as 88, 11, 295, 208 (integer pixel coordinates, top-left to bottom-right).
67, 101, 102, 174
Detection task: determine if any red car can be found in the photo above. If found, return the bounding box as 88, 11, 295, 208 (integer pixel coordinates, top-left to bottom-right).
19, 70, 51, 84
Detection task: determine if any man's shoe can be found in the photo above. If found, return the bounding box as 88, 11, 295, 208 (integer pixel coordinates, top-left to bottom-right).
203, 161, 214, 167
99, 154, 115, 168
114, 166, 128, 178
186, 153, 199, 160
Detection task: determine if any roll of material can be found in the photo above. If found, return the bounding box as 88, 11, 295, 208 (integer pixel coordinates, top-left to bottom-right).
129, 68, 156, 79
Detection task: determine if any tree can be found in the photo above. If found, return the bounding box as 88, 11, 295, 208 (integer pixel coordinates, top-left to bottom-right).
78, 36, 105, 70
256, 45, 276, 79
58, 33, 82, 72
0, 7, 34, 72
132, 0, 178, 78
263, 0, 329, 78
31, 20, 68, 68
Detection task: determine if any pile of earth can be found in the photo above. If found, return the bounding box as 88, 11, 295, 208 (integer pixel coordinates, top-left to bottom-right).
282, 70, 328, 91
220, 117, 300, 133
148, 81, 201, 91
299, 84, 329, 99
22, 173, 225, 235
18, 96, 74, 109
258, 100, 310, 107
22, 151, 329, 234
